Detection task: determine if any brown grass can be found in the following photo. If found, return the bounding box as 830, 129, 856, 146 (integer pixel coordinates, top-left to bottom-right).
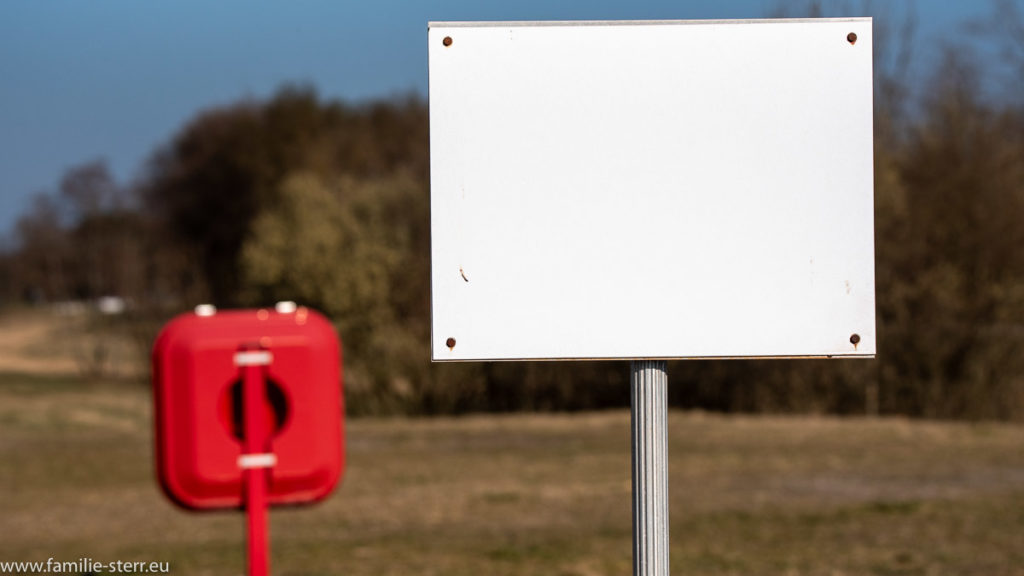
1, 372, 1023, 575
0, 309, 144, 379
0, 310, 82, 375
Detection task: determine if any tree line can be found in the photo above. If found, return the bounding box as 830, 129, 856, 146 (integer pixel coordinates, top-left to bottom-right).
0, 28, 1021, 420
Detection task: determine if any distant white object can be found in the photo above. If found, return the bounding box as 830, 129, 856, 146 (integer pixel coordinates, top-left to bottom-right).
97, 296, 127, 315
429, 19, 876, 361
194, 304, 217, 317
275, 301, 298, 314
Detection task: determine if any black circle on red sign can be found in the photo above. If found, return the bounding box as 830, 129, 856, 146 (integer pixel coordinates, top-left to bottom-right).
218, 379, 290, 442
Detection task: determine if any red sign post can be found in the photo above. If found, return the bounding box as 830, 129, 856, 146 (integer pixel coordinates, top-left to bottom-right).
153, 304, 344, 576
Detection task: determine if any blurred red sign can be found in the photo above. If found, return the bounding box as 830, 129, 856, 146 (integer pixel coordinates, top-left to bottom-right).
152, 305, 344, 510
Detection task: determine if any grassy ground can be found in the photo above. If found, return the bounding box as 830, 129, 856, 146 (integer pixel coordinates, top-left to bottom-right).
0, 308, 144, 379
0, 368, 1023, 576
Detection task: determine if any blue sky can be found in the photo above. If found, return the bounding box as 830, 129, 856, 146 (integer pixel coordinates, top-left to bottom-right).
0, 1, 1012, 235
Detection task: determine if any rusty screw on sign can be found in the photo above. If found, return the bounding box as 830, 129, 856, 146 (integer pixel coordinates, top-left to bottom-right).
847, 32, 858, 45
850, 333, 861, 348
446, 337, 456, 350
443, 36, 453, 47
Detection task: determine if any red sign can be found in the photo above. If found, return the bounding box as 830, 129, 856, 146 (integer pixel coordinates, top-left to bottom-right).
152, 305, 344, 510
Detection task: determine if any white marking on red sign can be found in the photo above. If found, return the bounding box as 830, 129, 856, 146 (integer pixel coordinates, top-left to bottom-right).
234, 351, 273, 366
238, 453, 278, 469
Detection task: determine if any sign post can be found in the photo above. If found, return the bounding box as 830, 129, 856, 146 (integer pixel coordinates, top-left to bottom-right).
428, 19, 876, 575
631, 360, 669, 575
239, 347, 272, 576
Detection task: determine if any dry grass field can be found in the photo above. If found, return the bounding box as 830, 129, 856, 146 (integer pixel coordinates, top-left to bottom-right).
0, 309, 144, 380
1, 373, 1023, 575
0, 310, 1022, 575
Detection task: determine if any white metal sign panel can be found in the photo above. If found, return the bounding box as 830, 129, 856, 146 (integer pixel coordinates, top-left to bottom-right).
429, 19, 875, 361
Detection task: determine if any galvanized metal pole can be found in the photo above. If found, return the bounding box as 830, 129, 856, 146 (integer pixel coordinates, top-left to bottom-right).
631, 360, 669, 576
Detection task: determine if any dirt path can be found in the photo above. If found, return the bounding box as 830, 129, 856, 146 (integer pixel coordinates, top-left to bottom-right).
0, 311, 81, 375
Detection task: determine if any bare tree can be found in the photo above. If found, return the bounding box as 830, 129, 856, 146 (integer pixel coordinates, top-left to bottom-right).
14, 193, 70, 302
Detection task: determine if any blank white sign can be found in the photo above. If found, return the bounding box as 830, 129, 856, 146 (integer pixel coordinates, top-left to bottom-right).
429, 19, 875, 361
